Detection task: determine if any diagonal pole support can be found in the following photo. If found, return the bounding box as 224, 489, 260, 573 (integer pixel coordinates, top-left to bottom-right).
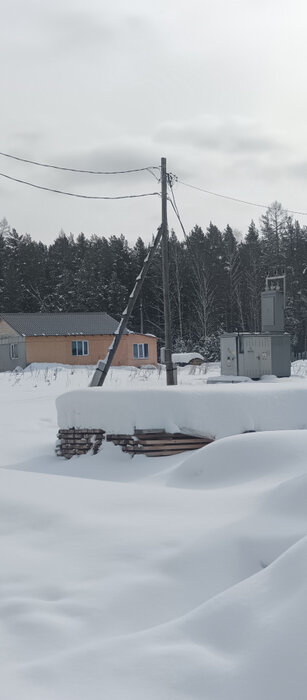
89, 225, 163, 387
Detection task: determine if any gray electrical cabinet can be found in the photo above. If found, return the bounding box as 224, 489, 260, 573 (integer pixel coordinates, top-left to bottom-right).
220, 275, 291, 379
220, 332, 290, 379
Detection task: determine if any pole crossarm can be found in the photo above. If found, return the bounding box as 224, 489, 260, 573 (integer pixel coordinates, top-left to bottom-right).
89, 225, 163, 387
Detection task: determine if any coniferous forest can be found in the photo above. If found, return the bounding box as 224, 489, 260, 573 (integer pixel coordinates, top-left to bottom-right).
1, 201, 307, 359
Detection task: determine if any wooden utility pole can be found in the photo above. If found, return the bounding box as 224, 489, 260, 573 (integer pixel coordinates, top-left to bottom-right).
161, 157, 176, 385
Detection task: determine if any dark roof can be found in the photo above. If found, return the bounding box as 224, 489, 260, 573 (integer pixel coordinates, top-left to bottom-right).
0, 312, 127, 337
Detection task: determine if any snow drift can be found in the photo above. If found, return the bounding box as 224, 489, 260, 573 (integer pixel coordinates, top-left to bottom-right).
56, 381, 307, 439
2, 366, 307, 699
1, 429, 307, 699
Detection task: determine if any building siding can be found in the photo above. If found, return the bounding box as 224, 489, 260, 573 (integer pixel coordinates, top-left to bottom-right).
0, 319, 20, 337
25, 334, 157, 367
0, 336, 27, 371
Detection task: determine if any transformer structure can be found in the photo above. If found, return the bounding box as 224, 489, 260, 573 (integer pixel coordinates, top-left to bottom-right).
220, 273, 291, 379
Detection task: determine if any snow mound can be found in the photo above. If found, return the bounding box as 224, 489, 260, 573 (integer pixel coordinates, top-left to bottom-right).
56, 382, 307, 439
166, 429, 307, 489
2, 366, 307, 699
2, 430, 307, 699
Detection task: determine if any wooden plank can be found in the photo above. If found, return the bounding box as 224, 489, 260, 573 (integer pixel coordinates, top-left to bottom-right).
137, 438, 211, 447
123, 443, 202, 453
136, 431, 204, 439
134, 428, 166, 435
169, 433, 210, 440
59, 442, 89, 447
106, 434, 133, 442
145, 450, 184, 457
135, 432, 211, 442
108, 430, 211, 441
134, 432, 170, 439
112, 438, 135, 446
58, 428, 105, 435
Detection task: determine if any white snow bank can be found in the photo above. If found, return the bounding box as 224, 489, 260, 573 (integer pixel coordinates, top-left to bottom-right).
3, 366, 307, 699
56, 381, 307, 438
207, 374, 252, 383
166, 429, 307, 489
2, 429, 307, 699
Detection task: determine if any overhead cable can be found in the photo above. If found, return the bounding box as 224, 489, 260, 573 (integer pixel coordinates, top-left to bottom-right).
167, 175, 188, 239
168, 197, 187, 237
0, 171, 160, 200
0, 150, 160, 176
178, 179, 307, 217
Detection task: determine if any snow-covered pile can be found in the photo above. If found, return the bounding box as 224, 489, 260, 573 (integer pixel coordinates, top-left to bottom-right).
172, 351, 204, 364
56, 381, 307, 439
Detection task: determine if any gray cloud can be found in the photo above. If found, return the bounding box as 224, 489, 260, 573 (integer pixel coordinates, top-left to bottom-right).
44, 11, 113, 52
34, 7, 157, 59
9, 131, 44, 146
42, 140, 161, 190
288, 161, 307, 179
155, 116, 283, 156
1, 0, 307, 242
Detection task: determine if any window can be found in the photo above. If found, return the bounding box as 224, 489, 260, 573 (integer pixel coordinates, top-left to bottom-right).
72, 340, 89, 356
133, 343, 148, 359
10, 343, 19, 359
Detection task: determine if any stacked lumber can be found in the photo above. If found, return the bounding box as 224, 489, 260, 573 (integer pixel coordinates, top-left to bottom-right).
56, 428, 212, 460
107, 430, 213, 457
56, 428, 105, 459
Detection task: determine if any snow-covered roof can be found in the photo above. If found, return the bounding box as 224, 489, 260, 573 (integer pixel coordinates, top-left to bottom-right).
0, 312, 129, 337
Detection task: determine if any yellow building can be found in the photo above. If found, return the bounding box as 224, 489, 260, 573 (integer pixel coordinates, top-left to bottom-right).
0, 312, 157, 371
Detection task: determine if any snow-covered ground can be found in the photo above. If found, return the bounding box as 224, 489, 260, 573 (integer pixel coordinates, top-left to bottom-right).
1, 362, 307, 699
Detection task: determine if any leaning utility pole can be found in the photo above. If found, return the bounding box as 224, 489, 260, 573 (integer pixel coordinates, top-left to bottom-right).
161, 157, 176, 385
90, 225, 163, 387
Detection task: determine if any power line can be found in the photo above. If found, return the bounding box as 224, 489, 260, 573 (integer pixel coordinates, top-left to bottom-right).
178, 179, 307, 217
168, 196, 187, 237
167, 174, 188, 239
0, 150, 160, 176
0, 171, 160, 200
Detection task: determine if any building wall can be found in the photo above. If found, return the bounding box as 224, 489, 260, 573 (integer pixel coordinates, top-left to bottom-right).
0, 319, 19, 337
0, 336, 27, 371
25, 334, 157, 367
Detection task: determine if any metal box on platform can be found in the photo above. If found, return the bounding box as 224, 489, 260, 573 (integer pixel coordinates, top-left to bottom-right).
220, 274, 291, 379
220, 332, 291, 379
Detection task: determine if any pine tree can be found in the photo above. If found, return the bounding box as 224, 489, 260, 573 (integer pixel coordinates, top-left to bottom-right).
3, 229, 25, 311
223, 225, 243, 331
47, 231, 76, 311
240, 220, 263, 331
260, 201, 290, 268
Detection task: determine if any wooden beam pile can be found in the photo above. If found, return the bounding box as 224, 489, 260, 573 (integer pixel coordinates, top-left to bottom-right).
56, 428, 213, 460
107, 430, 213, 457
56, 428, 105, 459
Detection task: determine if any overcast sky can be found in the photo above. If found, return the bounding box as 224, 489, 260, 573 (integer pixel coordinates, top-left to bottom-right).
1, 0, 307, 244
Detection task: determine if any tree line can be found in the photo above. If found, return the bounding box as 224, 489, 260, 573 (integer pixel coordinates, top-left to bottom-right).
1, 201, 307, 359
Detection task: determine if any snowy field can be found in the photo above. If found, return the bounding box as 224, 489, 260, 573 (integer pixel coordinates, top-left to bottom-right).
1, 361, 307, 699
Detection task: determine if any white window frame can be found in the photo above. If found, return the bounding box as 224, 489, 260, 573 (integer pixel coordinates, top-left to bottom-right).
10, 343, 19, 360
133, 342, 149, 360
72, 340, 89, 357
